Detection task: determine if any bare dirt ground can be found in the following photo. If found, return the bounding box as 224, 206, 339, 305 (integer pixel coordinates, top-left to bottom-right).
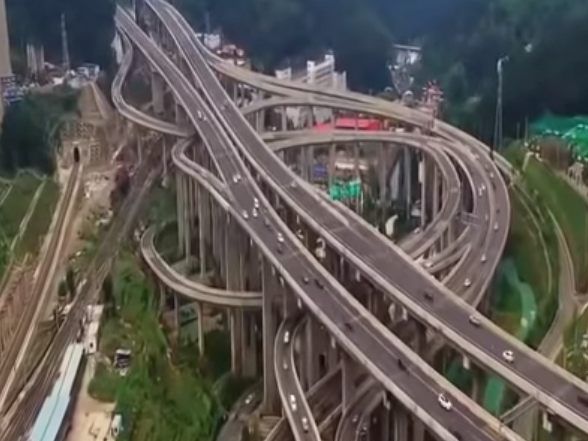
66, 356, 116, 441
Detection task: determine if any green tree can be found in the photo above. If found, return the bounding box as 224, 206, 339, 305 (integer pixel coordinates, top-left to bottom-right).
65, 266, 76, 300
0, 89, 78, 175
58, 279, 68, 300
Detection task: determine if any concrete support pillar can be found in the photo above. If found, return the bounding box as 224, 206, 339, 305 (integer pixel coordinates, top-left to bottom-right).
471, 364, 485, 404
176, 172, 185, 256
307, 145, 315, 183
262, 261, 280, 414
420, 156, 427, 228
243, 312, 258, 378
198, 184, 207, 278
404, 147, 412, 218
432, 165, 440, 218
175, 103, 188, 128
183, 177, 192, 273
256, 111, 263, 133
174, 293, 180, 337
378, 143, 388, 207
196, 302, 205, 355
226, 218, 244, 375
230, 309, 244, 376
304, 318, 320, 390
393, 407, 408, 441
379, 404, 390, 441
353, 143, 361, 181
412, 418, 425, 441
414, 322, 427, 355
342, 354, 358, 413
151, 71, 165, 115
328, 144, 336, 188
281, 106, 287, 131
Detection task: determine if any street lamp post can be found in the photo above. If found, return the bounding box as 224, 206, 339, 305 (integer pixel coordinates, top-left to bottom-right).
492, 56, 509, 157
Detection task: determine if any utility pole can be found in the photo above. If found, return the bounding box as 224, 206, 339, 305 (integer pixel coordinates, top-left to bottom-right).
61, 13, 70, 72
493, 56, 509, 157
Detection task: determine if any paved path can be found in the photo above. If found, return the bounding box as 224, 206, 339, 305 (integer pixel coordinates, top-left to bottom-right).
511, 212, 579, 438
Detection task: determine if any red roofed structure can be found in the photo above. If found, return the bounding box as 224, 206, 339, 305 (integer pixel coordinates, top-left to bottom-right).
314, 117, 382, 132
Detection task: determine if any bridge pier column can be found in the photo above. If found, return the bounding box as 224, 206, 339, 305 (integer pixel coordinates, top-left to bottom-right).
226, 218, 244, 375
198, 184, 208, 278
281, 106, 287, 131
419, 155, 427, 228
304, 318, 320, 390
174, 293, 180, 338
379, 403, 390, 441
412, 418, 425, 441
328, 144, 336, 189
378, 143, 388, 209
392, 406, 408, 441
183, 177, 193, 273
151, 71, 165, 116
242, 311, 258, 378
262, 260, 280, 414
403, 147, 412, 219
196, 302, 205, 355
175, 103, 188, 128
471, 364, 485, 404
342, 353, 359, 413
229, 309, 244, 376
176, 172, 186, 256
255, 111, 263, 133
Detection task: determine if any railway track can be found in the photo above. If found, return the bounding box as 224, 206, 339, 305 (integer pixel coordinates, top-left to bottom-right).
0, 148, 161, 441
0, 164, 81, 416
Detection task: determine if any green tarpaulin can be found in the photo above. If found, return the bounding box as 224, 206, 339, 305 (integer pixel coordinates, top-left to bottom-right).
532, 114, 588, 158
329, 179, 362, 201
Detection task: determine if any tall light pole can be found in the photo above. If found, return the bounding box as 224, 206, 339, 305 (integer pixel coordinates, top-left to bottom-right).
493, 56, 509, 156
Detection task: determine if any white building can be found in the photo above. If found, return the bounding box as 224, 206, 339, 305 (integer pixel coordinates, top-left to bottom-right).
275, 52, 347, 127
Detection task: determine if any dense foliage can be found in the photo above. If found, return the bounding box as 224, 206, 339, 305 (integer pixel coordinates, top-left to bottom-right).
176, 0, 588, 140
6, 0, 115, 71
0, 87, 78, 174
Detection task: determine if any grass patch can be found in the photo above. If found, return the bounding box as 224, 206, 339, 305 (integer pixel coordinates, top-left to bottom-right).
15, 179, 60, 257
89, 252, 239, 441
0, 172, 41, 240
507, 190, 558, 348
147, 184, 176, 225
522, 158, 588, 291
88, 361, 122, 402
154, 222, 179, 263
561, 308, 588, 379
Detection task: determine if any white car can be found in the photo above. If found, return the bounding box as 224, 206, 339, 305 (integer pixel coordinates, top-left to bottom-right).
463, 278, 472, 288
352, 414, 359, 424
468, 315, 481, 326
301, 417, 309, 432
481, 254, 487, 263
289, 394, 297, 412
283, 331, 290, 344
197, 110, 203, 120
242, 210, 249, 220
493, 222, 499, 231
245, 394, 254, 405
252, 208, 259, 218
502, 350, 515, 363
254, 198, 260, 208
424, 260, 433, 269
277, 233, 285, 243
232, 173, 241, 184
438, 393, 452, 411
283, 361, 289, 370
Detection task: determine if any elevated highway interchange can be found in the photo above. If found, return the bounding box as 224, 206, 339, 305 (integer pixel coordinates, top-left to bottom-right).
111, 2, 588, 441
